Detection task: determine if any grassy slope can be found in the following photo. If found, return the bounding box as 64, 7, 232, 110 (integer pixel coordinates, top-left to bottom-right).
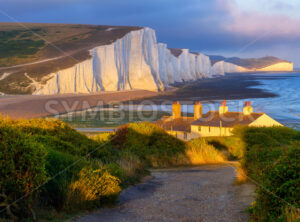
0, 119, 226, 221
0, 118, 298, 221
0, 23, 97, 67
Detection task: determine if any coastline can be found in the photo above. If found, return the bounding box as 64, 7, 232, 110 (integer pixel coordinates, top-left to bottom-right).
0, 90, 160, 119
129, 73, 281, 104
0, 73, 286, 119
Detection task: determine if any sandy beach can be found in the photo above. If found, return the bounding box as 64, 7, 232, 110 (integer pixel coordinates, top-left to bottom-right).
130, 73, 279, 104
0, 90, 160, 119
0, 74, 281, 119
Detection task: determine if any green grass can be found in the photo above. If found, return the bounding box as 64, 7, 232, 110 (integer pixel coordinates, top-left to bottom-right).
0, 118, 123, 221
0, 39, 45, 59
235, 127, 300, 222
1, 117, 298, 221
206, 136, 246, 160
201, 127, 300, 221
0, 29, 45, 60
0, 118, 228, 221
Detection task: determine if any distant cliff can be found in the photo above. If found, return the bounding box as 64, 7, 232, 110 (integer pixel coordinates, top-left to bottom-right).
33, 28, 215, 94
0, 23, 294, 95
209, 56, 293, 72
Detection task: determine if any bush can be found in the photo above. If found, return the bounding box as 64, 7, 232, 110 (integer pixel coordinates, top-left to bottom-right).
91, 133, 114, 144
13, 119, 98, 154
234, 126, 299, 149
0, 117, 121, 220
40, 149, 86, 210
250, 146, 300, 221
238, 127, 300, 221
65, 167, 121, 210
0, 123, 47, 220
11, 118, 119, 162
5, 117, 298, 222
111, 122, 186, 167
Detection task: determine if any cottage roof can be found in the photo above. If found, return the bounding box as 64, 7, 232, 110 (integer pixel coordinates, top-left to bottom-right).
156, 117, 195, 132
191, 111, 264, 127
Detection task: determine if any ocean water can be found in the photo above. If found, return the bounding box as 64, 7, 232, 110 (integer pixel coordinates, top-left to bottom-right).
57, 73, 300, 130
167, 73, 300, 130
246, 73, 300, 130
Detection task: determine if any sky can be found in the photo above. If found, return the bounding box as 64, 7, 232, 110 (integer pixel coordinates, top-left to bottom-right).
0, 0, 299, 67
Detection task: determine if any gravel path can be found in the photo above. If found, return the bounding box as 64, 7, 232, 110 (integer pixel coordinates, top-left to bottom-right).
74, 165, 255, 222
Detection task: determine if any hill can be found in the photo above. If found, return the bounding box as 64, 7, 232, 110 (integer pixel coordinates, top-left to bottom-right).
0, 23, 141, 94
0, 23, 215, 95
0, 23, 294, 95
209, 55, 292, 69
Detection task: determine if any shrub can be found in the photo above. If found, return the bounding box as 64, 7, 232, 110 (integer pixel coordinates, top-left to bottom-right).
13, 119, 98, 153
65, 167, 121, 210
111, 122, 186, 167
34, 135, 79, 155
6, 117, 299, 221
41, 149, 86, 211
249, 146, 300, 221
0, 117, 121, 220
234, 126, 299, 149
91, 133, 114, 143
0, 123, 47, 220
11, 118, 119, 162
238, 127, 300, 221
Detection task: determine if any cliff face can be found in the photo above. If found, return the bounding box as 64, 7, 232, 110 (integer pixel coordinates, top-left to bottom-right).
210, 61, 293, 74
34, 28, 222, 95
35, 28, 164, 94
32, 27, 293, 95
254, 62, 293, 72
209, 55, 294, 73
211, 61, 249, 75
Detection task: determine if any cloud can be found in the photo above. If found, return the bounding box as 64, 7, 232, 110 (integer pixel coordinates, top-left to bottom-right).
0, 0, 299, 65
222, 1, 300, 38
271, 1, 294, 11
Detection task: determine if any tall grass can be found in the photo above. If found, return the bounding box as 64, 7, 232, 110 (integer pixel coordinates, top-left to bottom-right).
3, 117, 297, 222
207, 136, 246, 159
233, 162, 248, 184
184, 138, 226, 164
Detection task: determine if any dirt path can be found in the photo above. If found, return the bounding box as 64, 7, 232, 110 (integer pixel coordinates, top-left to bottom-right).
0, 56, 65, 71
74, 165, 255, 222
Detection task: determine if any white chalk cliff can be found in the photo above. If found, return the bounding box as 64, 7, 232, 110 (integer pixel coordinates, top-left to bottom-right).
32, 28, 261, 95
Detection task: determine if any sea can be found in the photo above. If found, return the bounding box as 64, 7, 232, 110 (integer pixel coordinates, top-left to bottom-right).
56, 72, 300, 131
